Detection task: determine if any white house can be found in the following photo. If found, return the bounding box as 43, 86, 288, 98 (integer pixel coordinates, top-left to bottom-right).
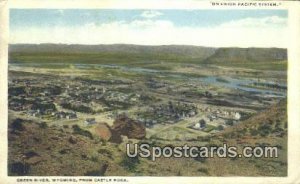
234, 112, 241, 120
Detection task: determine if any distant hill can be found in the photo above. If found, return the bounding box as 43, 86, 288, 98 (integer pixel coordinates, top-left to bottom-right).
204, 47, 287, 64
9, 44, 287, 70
9, 44, 216, 60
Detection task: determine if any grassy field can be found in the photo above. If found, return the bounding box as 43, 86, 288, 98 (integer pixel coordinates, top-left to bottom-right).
10, 46, 287, 71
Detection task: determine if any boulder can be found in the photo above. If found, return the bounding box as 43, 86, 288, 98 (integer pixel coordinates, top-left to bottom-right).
68, 136, 77, 144
111, 115, 146, 139
26, 156, 44, 165
94, 123, 122, 143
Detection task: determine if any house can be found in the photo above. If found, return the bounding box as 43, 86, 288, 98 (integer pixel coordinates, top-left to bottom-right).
85, 118, 96, 125
207, 114, 217, 121
234, 112, 241, 120
193, 119, 206, 130
27, 110, 40, 117
66, 112, 77, 119
194, 122, 201, 129
56, 111, 66, 119
45, 109, 54, 115
188, 111, 196, 117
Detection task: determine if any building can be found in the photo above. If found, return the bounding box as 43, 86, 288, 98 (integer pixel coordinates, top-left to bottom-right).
193, 119, 206, 130
66, 112, 77, 119
234, 112, 241, 120
85, 118, 96, 125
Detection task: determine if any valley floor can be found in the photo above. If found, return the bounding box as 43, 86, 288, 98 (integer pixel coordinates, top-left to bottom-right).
8, 62, 287, 176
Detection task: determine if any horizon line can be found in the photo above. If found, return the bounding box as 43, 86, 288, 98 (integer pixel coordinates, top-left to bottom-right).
8, 43, 287, 49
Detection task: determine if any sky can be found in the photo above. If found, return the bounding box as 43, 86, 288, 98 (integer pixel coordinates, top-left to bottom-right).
9, 9, 288, 47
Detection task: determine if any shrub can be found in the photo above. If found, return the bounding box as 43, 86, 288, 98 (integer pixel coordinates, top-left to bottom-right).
8, 162, 30, 176
194, 156, 207, 163
59, 149, 69, 154
72, 125, 93, 139
258, 123, 272, 137
25, 151, 39, 158
226, 120, 234, 126
250, 129, 259, 136
11, 118, 25, 131
284, 121, 288, 128
98, 149, 112, 156
90, 155, 99, 162
217, 125, 224, 131
197, 167, 209, 175
84, 170, 103, 176
39, 122, 48, 129
120, 155, 139, 172
176, 170, 182, 176
84, 163, 108, 176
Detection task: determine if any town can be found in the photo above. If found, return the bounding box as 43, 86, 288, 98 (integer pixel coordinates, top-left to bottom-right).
8, 61, 285, 141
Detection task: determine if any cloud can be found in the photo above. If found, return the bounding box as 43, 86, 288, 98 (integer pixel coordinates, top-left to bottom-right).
10, 16, 288, 48
140, 10, 163, 19
220, 16, 287, 28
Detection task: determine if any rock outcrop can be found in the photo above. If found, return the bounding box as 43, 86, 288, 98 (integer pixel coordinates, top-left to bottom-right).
94, 123, 122, 143
94, 116, 146, 143
111, 115, 146, 140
